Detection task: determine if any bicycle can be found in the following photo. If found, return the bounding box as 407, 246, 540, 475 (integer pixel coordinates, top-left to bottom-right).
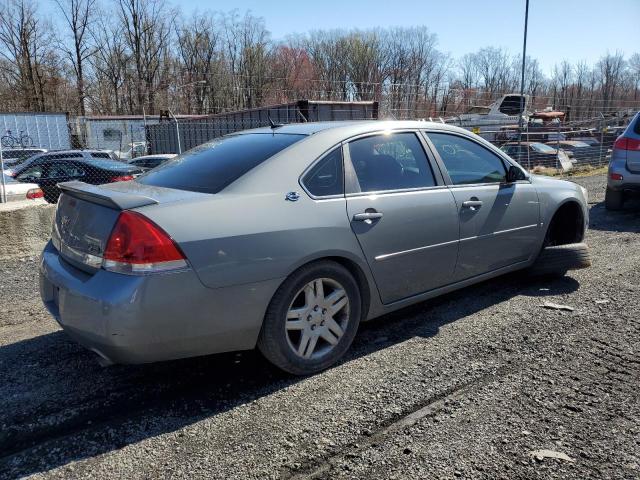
1, 129, 33, 148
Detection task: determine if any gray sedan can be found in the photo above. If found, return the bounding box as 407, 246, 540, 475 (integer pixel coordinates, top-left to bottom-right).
40, 121, 591, 375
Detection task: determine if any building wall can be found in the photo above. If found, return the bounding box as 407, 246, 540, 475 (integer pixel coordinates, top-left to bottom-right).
83, 118, 159, 153
0, 113, 70, 150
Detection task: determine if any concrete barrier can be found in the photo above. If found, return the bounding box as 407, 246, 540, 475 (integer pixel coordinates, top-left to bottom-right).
0, 203, 55, 259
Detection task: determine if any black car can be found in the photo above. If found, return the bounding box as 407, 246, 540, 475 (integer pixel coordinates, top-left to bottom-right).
13, 157, 143, 203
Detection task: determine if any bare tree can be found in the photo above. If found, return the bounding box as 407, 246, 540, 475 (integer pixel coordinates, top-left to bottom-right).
53, 0, 96, 114
0, 0, 55, 110
116, 0, 171, 113
88, 14, 126, 113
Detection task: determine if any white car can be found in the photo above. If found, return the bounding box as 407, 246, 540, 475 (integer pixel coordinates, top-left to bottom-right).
114, 142, 147, 160
0, 173, 45, 207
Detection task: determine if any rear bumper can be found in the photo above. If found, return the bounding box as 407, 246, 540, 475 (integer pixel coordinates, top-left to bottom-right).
39, 241, 282, 364
608, 160, 640, 191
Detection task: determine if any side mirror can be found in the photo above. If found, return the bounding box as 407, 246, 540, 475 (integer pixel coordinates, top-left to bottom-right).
506, 165, 525, 183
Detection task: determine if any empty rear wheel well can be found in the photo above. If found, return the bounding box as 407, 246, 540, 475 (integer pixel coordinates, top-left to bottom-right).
546, 201, 585, 246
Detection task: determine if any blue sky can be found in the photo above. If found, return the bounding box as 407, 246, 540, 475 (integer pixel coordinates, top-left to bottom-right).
177, 0, 639, 74
46, 0, 639, 75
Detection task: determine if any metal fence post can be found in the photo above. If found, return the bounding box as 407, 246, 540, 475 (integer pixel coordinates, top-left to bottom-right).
556, 120, 561, 171
599, 125, 605, 166
0, 142, 6, 203
175, 118, 182, 154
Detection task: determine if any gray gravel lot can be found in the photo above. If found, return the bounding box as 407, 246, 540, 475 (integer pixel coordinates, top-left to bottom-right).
0, 174, 638, 479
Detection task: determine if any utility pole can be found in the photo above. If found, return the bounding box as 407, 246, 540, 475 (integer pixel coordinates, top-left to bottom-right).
518, 0, 530, 158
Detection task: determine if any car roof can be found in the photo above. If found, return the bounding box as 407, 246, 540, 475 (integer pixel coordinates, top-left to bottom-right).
235, 120, 471, 137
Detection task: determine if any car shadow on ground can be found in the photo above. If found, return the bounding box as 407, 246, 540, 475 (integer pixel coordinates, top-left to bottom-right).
588, 198, 640, 234
0, 272, 579, 477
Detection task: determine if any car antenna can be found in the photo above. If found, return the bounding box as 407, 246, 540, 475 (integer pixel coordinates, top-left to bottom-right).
268, 114, 284, 129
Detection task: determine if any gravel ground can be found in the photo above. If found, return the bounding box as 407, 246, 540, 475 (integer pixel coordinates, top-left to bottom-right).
0, 173, 638, 479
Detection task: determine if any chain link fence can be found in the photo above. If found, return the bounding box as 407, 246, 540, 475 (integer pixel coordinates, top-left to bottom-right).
0, 99, 634, 204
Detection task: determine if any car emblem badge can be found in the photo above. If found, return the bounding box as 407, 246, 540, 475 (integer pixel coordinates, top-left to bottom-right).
285, 191, 300, 202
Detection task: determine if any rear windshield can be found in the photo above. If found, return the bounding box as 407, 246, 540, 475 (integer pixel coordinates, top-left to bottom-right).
138, 133, 305, 194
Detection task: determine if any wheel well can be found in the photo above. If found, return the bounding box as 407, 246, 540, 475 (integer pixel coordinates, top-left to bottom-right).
323, 256, 371, 321
546, 201, 585, 246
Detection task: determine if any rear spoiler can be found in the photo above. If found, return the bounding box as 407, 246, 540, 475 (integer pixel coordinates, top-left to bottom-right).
58, 181, 158, 210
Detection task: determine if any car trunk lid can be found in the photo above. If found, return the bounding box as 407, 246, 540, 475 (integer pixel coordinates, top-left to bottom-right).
53, 181, 206, 273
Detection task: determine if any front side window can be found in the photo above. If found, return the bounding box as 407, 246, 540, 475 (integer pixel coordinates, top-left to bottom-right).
427, 132, 507, 185
302, 147, 343, 197
139, 133, 305, 194
48, 163, 85, 179
348, 132, 436, 193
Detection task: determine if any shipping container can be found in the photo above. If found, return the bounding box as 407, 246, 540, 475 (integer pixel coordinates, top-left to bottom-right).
146, 100, 379, 154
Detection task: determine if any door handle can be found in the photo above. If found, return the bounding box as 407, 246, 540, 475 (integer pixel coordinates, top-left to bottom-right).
352, 211, 383, 222
462, 200, 483, 208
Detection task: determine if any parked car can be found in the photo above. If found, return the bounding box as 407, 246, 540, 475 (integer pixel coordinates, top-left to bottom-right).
570, 136, 600, 147
500, 141, 572, 169
0, 148, 47, 168
606, 111, 640, 209
545, 140, 601, 164
13, 156, 143, 203
4, 149, 117, 176
128, 154, 177, 170
40, 121, 591, 375
114, 142, 147, 160
0, 173, 44, 204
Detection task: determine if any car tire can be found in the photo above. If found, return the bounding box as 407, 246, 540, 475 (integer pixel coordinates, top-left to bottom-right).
605, 187, 624, 210
528, 242, 591, 277
258, 260, 361, 376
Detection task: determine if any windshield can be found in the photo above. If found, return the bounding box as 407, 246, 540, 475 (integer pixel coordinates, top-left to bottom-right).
138, 133, 305, 194
531, 143, 557, 153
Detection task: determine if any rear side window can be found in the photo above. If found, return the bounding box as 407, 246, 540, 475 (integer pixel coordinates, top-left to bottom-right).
427, 132, 506, 185
88, 159, 135, 171
348, 132, 436, 193
302, 148, 343, 197
139, 133, 304, 194
91, 152, 111, 159
634, 114, 640, 135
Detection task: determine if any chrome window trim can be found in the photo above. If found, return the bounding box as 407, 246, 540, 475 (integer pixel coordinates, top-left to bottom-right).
344, 183, 449, 198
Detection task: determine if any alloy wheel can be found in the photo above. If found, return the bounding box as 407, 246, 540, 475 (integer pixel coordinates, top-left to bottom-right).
285, 277, 350, 360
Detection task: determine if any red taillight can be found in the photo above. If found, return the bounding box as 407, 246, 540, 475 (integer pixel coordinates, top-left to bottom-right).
103, 211, 187, 274
110, 175, 134, 183
609, 173, 624, 181
613, 136, 640, 151
26, 188, 43, 199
